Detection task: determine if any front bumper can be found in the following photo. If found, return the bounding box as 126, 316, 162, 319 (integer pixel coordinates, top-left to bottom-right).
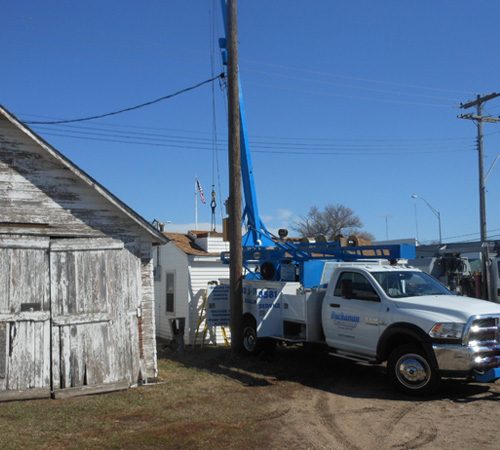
432, 343, 500, 374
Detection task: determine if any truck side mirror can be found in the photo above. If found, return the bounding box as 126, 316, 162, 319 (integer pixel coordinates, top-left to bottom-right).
341, 279, 353, 299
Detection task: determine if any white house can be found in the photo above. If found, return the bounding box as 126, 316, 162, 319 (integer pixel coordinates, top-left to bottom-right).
154, 231, 230, 345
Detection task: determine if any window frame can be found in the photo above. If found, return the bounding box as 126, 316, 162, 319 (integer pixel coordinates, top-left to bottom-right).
165, 271, 175, 313
334, 271, 380, 302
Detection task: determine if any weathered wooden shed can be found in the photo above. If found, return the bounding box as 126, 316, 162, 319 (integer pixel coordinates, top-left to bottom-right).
0, 105, 167, 401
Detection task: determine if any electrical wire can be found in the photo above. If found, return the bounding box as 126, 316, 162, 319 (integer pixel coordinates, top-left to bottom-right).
21, 112, 483, 143
246, 80, 456, 109
24, 73, 224, 125
244, 67, 461, 103
29, 122, 477, 150
33, 129, 475, 156
30, 121, 477, 146
241, 58, 476, 96
441, 228, 500, 241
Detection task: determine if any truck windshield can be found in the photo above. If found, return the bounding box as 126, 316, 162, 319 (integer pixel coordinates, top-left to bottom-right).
371, 271, 451, 298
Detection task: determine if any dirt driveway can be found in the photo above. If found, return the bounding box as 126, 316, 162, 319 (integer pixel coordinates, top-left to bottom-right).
162, 344, 500, 450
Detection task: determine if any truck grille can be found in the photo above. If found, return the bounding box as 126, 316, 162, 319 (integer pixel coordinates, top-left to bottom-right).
464, 315, 500, 368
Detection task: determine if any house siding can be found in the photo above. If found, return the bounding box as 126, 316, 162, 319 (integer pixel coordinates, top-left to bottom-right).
153, 238, 230, 346
153, 242, 189, 341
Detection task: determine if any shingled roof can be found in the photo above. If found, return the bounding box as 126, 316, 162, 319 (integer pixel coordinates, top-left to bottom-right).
163, 232, 216, 256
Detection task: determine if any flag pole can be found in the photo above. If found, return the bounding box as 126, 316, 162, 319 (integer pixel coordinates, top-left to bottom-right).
194, 177, 198, 231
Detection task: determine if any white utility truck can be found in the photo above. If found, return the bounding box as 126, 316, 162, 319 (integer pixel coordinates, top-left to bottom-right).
240, 260, 500, 395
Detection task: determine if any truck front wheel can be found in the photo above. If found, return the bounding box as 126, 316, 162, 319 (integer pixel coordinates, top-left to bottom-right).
387, 344, 439, 396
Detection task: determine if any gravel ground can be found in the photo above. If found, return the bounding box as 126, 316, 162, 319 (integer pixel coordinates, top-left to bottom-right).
162, 343, 500, 450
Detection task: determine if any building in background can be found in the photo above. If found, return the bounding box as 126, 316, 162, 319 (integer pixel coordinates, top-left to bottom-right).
154, 231, 230, 345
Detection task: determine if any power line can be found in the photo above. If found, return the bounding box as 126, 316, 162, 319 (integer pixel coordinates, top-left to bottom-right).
29, 121, 477, 149
244, 67, 461, 103
34, 129, 474, 156
31, 123, 475, 151
442, 227, 500, 241
245, 80, 455, 109
24, 73, 224, 125
22, 112, 486, 143
241, 58, 476, 96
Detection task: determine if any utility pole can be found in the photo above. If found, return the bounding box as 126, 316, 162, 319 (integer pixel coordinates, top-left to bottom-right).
226, 0, 243, 352
459, 92, 500, 300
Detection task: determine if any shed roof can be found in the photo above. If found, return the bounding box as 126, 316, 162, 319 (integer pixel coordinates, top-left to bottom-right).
0, 105, 167, 245
163, 232, 217, 256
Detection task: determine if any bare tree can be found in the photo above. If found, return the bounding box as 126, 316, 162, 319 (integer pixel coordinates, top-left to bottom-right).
293, 204, 373, 240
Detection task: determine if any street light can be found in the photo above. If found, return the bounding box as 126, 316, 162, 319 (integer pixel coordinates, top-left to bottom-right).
411, 194, 442, 244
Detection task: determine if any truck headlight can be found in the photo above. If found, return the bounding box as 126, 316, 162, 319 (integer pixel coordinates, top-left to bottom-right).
429, 322, 465, 340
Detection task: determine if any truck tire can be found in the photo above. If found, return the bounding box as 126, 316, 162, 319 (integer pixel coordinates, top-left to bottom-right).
242, 317, 275, 356
242, 317, 261, 355
387, 344, 440, 396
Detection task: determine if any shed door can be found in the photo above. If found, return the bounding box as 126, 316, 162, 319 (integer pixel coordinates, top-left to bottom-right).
0, 236, 51, 401
50, 238, 141, 398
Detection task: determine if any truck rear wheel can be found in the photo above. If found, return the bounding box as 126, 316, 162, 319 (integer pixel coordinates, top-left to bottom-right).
387, 344, 439, 396
243, 316, 262, 355
242, 317, 275, 355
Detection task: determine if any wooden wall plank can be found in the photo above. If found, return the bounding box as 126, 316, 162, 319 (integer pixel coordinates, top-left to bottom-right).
52, 380, 128, 399
50, 238, 124, 252
52, 313, 111, 326
0, 323, 6, 379
0, 388, 50, 402
0, 235, 49, 249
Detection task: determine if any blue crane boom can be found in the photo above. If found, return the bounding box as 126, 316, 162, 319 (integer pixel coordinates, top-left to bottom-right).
219, 0, 274, 248
218, 0, 415, 287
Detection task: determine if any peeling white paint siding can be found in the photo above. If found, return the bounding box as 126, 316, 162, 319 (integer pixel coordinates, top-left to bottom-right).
0, 237, 51, 393
0, 117, 152, 241
140, 249, 158, 380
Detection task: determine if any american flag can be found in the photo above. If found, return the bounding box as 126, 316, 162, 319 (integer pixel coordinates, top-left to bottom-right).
196, 178, 206, 204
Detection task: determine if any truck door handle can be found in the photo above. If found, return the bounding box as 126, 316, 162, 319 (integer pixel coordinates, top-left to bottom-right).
329, 303, 340, 308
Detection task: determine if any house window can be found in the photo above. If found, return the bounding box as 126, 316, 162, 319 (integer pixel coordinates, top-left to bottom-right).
166, 272, 175, 313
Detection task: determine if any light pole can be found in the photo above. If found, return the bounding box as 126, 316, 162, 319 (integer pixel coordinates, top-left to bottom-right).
412, 199, 419, 244
411, 194, 442, 244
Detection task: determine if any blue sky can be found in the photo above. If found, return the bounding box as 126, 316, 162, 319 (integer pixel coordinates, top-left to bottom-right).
2, 1, 500, 243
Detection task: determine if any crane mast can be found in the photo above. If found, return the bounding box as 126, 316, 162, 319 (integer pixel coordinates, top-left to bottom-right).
218, 0, 415, 286
219, 0, 274, 248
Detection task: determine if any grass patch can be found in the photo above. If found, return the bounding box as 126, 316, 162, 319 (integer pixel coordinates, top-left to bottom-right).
0, 348, 287, 449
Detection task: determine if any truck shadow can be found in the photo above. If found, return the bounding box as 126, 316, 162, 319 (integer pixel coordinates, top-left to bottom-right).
157, 341, 499, 403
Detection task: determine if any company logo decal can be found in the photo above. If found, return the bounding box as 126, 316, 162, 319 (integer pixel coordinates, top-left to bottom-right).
331, 312, 360, 323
